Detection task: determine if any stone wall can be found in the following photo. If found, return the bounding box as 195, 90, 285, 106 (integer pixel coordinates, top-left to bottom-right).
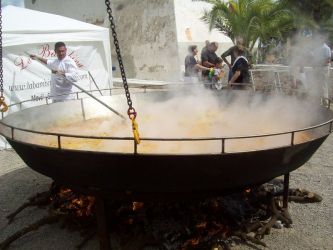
108, 0, 180, 81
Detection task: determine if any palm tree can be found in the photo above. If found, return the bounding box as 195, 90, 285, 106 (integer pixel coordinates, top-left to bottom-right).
197, 0, 294, 52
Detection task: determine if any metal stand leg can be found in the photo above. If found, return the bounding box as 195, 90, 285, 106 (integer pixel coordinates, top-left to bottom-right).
250, 70, 256, 91
283, 173, 290, 209
96, 196, 111, 250
274, 71, 282, 92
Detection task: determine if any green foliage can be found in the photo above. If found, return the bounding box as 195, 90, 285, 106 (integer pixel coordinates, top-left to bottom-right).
280, 0, 333, 44
280, 0, 333, 25
198, 0, 295, 51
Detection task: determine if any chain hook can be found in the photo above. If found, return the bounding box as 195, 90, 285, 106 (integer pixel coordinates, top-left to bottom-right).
105, 0, 140, 144
127, 107, 137, 119
0, 2, 7, 113
128, 107, 139, 144
0, 96, 8, 112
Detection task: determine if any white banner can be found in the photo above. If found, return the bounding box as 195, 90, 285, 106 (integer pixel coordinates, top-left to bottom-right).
4, 42, 111, 111
1, 6, 113, 149
1, 42, 113, 149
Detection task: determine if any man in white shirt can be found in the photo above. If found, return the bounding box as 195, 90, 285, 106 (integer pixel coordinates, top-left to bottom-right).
30, 42, 79, 102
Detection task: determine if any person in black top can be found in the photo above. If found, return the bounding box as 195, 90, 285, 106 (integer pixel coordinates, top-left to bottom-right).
229, 47, 250, 89
221, 37, 252, 81
184, 45, 210, 83
201, 42, 220, 81
200, 40, 210, 60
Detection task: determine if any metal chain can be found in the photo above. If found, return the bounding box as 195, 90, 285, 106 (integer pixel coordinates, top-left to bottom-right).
0, 2, 8, 113
0, 2, 4, 98
104, 0, 136, 119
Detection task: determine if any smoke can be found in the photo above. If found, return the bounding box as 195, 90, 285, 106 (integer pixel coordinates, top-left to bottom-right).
137, 88, 325, 137
10, 86, 330, 154
288, 32, 331, 100
132, 88, 329, 153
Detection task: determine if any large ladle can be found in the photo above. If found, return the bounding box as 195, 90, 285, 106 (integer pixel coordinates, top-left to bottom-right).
70, 81, 126, 120
25, 51, 126, 120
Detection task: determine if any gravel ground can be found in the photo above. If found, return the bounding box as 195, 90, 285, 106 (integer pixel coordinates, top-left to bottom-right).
0, 135, 332, 250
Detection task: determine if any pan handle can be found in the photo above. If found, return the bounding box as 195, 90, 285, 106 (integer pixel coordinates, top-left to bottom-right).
70, 82, 126, 120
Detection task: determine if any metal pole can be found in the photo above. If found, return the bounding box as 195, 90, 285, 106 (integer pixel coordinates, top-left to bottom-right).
283, 173, 290, 209
88, 71, 103, 96
96, 196, 112, 250
71, 82, 125, 120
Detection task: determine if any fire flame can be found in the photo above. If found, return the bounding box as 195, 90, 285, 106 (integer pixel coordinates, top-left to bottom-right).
51, 187, 95, 217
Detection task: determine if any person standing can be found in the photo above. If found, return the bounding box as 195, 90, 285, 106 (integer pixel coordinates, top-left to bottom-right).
221, 37, 252, 81
30, 42, 79, 102
201, 42, 220, 81
311, 34, 331, 102
289, 35, 310, 90
200, 40, 210, 60
184, 45, 210, 83
228, 47, 250, 89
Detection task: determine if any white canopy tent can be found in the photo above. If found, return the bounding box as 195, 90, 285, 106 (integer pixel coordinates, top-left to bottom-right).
3, 5, 112, 105
1, 5, 113, 148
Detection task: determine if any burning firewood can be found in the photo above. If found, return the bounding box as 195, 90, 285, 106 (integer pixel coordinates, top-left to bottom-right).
0, 183, 97, 250
0, 179, 324, 250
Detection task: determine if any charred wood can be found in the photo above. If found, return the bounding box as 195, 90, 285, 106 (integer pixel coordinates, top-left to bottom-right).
0, 214, 60, 250
232, 231, 267, 247
75, 229, 96, 250
0, 179, 324, 250
6, 190, 52, 224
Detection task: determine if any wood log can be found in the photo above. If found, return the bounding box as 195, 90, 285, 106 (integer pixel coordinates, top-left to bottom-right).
6, 190, 51, 224
0, 214, 60, 250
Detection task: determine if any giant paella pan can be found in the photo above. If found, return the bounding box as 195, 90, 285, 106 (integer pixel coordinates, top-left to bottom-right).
1, 1, 333, 197
1, 88, 332, 195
